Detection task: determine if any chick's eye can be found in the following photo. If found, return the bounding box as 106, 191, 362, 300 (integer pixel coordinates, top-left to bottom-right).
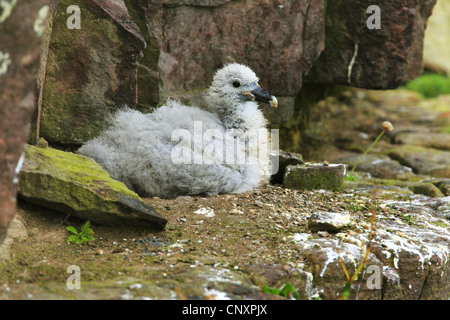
232, 81, 241, 88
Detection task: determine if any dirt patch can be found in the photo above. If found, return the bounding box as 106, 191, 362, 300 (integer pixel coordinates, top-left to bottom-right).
1, 183, 379, 299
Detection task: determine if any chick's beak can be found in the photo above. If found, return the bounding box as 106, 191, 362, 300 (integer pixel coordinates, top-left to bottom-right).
243, 86, 278, 108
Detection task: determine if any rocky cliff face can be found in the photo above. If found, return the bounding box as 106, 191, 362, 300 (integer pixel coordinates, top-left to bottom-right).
29, 0, 437, 147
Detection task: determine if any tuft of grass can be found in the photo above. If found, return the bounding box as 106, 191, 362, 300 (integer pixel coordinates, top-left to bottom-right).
66, 221, 95, 245
263, 282, 301, 300
404, 73, 450, 98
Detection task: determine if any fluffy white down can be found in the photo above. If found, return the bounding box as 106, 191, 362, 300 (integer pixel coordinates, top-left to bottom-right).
78, 63, 273, 198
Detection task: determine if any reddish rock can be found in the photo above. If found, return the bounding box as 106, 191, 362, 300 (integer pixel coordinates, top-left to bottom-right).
0, 0, 50, 242
159, 0, 325, 97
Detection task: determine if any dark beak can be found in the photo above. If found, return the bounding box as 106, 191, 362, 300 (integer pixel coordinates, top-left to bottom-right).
243, 87, 278, 108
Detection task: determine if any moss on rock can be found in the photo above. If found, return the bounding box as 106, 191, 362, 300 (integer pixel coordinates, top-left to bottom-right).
283, 163, 346, 191
18, 145, 167, 229
408, 183, 444, 198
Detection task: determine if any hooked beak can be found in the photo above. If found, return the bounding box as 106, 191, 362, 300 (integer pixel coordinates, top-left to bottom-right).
243, 86, 278, 108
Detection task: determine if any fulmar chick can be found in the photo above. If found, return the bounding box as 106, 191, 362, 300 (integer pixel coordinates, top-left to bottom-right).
78, 63, 278, 198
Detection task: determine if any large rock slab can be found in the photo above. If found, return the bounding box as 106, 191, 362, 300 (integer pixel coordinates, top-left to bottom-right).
37, 0, 146, 146
388, 145, 450, 178
34, 0, 326, 145
159, 0, 325, 97
18, 145, 167, 229
305, 0, 437, 88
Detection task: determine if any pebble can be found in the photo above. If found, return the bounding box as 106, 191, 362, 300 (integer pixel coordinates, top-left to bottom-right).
308, 211, 351, 233
194, 207, 215, 218
230, 208, 244, 215
254, 200, 264, 207
317, 231, 330, 237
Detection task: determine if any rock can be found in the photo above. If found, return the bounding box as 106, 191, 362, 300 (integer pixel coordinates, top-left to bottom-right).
388, 145, 450, 178
0, 217, 28, 260
295, 239, 385, 300
0, 0, 48, 242
36, 137, 49, 149
159, 0, 325, 97
343, 178, 415, 198
122, 0, 161, 109
270, 150, 304, 185
308, 211, 351, 233
393, 131, 450, 151
338, 154, 415, 180
305, 0, 437, 89
36, 0, 146, 146
18, 145, 167, 229
433, 179, 450, 196
408, 182, 444, 198
295, 195, 450, 300
244, 264, 290, 288
284, 163, 346, 191
243, 264, 318, 300
375, 197, 450, 299
194, 206, 215, 218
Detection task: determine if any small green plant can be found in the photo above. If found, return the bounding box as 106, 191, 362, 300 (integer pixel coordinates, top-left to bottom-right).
66, 221, 95, 245
404, 73, 450, 98
345, 173, 359, 182
400, 214, 417, 225
263, 282, 300, 300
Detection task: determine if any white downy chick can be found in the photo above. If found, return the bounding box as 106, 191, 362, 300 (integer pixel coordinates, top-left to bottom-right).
78, 63, 278, 198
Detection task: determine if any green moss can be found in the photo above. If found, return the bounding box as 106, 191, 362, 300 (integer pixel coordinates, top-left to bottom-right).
283, 164, 346, 191
18, 145, 167, 229
40, 81, 87, 144
400, 214, 417, 225
407, 183, 444, 198
430, 220, 449, 228
22, 144, 139, 201
403, 73, 450, 98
